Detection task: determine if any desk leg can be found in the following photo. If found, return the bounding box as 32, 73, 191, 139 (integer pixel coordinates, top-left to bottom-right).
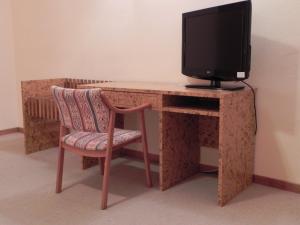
159, 112, 200, 191
218, 91, 256, 206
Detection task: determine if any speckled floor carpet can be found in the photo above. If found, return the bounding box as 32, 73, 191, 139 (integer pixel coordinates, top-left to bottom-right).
0, 133, 299, 225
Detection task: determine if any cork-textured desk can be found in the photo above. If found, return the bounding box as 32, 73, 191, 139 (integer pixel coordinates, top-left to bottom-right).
81, 81, 256, 206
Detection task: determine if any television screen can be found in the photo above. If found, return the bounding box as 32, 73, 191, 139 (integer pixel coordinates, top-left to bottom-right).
182, 1, 252, 82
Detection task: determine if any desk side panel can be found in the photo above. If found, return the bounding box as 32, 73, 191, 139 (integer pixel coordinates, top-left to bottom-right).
159, 112, 200, 190
218, 90, 256, 206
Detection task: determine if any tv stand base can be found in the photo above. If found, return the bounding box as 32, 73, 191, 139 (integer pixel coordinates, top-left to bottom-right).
186, 80, 245, 91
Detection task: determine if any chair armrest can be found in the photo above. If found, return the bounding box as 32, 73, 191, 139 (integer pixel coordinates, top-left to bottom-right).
101, 92, 151, 114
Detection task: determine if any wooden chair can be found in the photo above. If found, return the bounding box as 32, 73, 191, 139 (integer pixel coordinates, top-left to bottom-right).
51, 86, 152, 209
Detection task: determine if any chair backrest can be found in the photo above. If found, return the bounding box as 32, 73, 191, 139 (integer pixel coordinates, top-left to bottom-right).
51, 86, 110, 133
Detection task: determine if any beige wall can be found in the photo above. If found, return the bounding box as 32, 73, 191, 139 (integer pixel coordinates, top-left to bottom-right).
10, 0, 300, 184
0, 0, 19, 130
251, 0, 300, 185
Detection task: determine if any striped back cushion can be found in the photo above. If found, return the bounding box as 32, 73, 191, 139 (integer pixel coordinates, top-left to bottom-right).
51, 86, 110, 133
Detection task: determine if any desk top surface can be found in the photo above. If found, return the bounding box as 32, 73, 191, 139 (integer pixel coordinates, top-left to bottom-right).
80, 81, 247, 98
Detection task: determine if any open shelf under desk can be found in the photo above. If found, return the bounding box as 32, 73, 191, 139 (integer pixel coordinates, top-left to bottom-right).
162, 95, 220, 117
162, 106, 220, 117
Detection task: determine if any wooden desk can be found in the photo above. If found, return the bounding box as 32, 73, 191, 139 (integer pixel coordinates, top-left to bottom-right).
81, 81, 256, 206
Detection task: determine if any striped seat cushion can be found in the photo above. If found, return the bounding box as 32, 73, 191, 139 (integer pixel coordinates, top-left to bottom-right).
62, 129, 141, 151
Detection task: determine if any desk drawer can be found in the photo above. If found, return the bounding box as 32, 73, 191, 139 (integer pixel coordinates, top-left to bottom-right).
103, 91, 161, 110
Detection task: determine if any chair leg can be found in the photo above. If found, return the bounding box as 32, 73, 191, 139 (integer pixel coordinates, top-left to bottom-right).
101, 111, 115, 210
101, 156, 112, 210
99, 157, 105, 175
140, 111, 153, 188
56, 146, 65, 193
142, 137, 153, 188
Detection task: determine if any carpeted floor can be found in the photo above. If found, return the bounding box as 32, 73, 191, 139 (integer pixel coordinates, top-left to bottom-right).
0, 133, 299, 225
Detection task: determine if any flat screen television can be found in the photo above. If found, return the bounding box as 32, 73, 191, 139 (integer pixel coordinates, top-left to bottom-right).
182, 1, 252, 90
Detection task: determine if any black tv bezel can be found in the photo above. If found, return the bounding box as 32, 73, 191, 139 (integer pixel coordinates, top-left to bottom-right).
182, 0, 252, 82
